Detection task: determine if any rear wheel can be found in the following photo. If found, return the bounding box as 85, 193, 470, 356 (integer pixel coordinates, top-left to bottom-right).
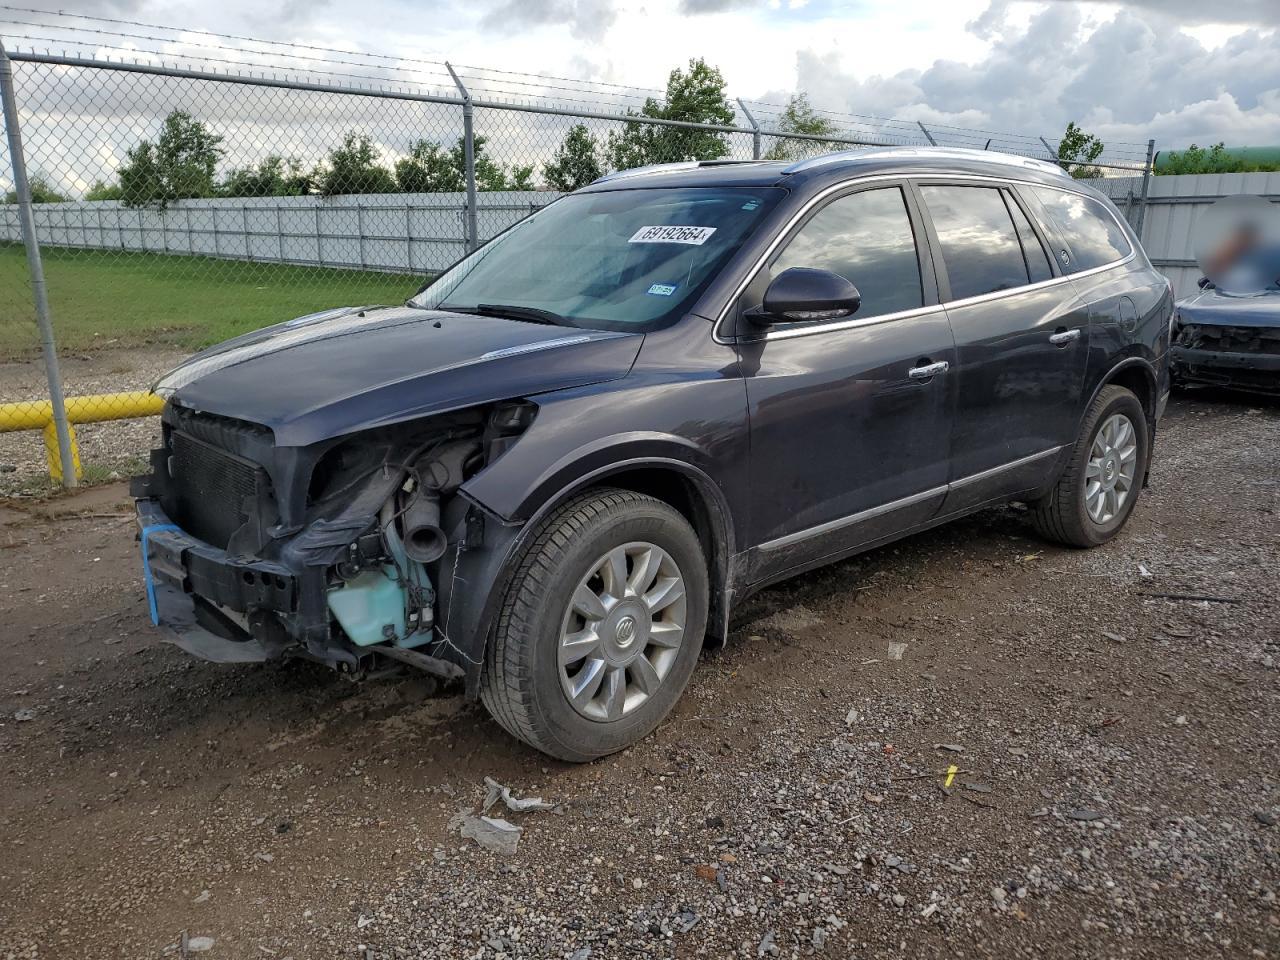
1032, 385, 1148, 548
480, 488, 708, 761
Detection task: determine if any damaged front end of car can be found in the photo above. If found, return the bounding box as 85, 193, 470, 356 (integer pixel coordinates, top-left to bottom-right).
132, 398, 537, 685
1170, 288, 1280, 395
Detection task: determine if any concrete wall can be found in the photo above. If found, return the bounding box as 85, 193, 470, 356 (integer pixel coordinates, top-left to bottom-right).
0, 191, 558, 276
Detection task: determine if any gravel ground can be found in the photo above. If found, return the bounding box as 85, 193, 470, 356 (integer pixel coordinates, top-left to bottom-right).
0, 391, 1276, 959
0, 349, 183, 492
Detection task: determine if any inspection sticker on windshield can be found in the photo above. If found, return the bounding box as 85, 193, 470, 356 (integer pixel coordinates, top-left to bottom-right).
647, 282, 678, 296
629, 225, 717, 245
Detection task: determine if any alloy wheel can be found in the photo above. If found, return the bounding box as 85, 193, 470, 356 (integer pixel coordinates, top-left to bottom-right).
1085, 412, 1138, 524
558, 541, 687, 722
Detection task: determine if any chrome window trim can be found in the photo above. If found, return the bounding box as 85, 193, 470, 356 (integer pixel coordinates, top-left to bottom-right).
756, 445, 1064, 553
713, 172, 1135, 345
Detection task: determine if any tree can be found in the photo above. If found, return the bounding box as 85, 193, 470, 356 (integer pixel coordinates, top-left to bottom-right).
220, 155, 311, 197
85, 180, 122, 201
764, 94, 839, 161
1156, 143, 1280, 176
117, 142, 166, 207
507, 164, 536, 191
605, 58, 735, 171
318, 132, 397, 195
117, 110, 225, 208
544, 124, 603, 191
1057, 121, 1104, 179
395, 139, 463, 192
4, 173, 67, 203
397, 135, 535, 192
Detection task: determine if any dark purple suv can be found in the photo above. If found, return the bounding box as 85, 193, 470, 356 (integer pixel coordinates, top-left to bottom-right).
134, 147, 1173, 759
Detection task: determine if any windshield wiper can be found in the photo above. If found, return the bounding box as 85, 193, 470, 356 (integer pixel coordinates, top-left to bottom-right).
472, 303, 568, 326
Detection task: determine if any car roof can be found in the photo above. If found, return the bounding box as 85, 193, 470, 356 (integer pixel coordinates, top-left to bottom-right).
578, 147, 1083, 195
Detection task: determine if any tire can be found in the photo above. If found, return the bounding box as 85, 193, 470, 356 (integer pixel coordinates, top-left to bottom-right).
480, 488, 709, 761
1031, 385, 1149, 548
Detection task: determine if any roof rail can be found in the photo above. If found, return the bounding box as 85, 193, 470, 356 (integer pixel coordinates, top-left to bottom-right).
590, 158, 762, 185
783, 146, 1071, 178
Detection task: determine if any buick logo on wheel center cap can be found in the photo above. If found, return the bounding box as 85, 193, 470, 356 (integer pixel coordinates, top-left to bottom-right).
615, 616, 637, 647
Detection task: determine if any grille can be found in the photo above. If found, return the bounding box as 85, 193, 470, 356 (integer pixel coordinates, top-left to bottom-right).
168, 431, 264, 549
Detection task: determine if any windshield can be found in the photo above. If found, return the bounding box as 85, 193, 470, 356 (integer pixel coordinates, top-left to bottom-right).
410, 187, 784, 332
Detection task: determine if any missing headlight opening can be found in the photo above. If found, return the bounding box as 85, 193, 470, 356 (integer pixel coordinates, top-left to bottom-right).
133, 399, 536, 680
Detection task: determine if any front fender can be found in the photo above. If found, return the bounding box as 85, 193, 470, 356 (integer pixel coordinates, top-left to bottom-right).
441, 448, 739, 698
464, 430, 725, 523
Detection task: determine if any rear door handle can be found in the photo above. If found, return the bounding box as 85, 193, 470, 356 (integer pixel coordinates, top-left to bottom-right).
1049, 328, 1081, 345
908, 360, 949, 380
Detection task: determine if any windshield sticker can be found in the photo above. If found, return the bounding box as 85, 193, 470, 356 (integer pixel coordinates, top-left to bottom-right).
629, 225, 717, 245
647, 282, 679, 297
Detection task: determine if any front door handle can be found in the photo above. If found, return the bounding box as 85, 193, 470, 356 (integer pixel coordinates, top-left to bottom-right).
908, 360, 949, 380
1049, 327, 1081, 345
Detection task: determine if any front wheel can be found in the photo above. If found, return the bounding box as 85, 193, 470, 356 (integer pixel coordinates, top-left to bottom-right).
480, 488, 708, 761
1031, 385, 1149, 548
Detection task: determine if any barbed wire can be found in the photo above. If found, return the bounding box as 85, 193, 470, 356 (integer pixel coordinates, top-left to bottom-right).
0, 6, 1154, 164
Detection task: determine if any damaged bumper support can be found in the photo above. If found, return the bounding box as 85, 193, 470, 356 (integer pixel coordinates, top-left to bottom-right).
136, 497, 481, 681
138, 497, 300, 664
1171, 345, 1280, 393
136, 489, 522, 692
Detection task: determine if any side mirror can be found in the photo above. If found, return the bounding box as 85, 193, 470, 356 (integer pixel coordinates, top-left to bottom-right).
746, 267, 862, 327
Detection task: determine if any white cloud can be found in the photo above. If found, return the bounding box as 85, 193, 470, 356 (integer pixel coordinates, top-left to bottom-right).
770, 2, 1280, 151
4, 0, 1278, 197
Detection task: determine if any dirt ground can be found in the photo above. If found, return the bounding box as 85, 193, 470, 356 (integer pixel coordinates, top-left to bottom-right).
0, 391, 1276, 960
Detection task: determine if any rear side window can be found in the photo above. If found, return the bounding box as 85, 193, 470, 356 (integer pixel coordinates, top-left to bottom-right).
920, 186, 1029, 300
1007, 195, 1054, 283
768, 187, 923, 320
1031, 187, 1132, 273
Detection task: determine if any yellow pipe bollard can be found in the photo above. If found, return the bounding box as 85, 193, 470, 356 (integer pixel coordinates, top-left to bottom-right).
43, 420, 81, 484
0, 390, 164, 483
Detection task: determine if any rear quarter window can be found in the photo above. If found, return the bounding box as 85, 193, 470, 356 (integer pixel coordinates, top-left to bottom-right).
1032, 187, 1132, 273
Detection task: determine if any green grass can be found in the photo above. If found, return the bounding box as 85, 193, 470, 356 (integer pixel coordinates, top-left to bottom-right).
0, 244, 423, 360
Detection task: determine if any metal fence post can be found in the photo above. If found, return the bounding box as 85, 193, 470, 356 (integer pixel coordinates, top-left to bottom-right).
0, 42, 77, 487
447, 62, 478, 253
1039, 136, 1065, 170
737, 99, 761, 160
1134, 138, 1155, 241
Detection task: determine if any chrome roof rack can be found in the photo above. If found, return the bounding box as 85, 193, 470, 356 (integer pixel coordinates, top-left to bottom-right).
783, 146, 1071, 178
590, 159, 764, 185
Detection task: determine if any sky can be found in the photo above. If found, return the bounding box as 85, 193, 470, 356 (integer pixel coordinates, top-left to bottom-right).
2, 0, 1278, 194
22, 0, 1273, 147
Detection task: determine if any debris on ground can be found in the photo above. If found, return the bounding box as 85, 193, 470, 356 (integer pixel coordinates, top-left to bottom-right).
454, 813, 523, 856
1066, 808, 1103, 822
481, 776, 556, 814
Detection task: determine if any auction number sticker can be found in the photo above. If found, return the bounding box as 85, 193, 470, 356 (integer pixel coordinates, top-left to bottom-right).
629, 225, 717, 245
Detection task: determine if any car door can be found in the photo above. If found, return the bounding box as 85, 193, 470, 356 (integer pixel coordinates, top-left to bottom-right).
730, 183, 957, 582
1022, 184, 1149, 397
912, 181, 1091, 514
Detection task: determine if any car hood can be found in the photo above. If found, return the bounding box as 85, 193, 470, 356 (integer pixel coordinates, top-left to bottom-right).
158, 306, 642, 446
1177, 288, 1280, 328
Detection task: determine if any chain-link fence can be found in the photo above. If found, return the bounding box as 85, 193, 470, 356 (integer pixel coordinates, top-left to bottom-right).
0, 40, 1155, 491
